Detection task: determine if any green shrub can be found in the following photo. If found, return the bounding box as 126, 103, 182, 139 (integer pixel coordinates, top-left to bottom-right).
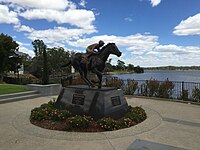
97, 117, 121, 131
119, 118, 135, 128
147, 79, 159, 97
67, 115, 91, 128
105, 78, 123, 89
192, 87, 200, 102
30, 100, 71, 121
158, 80, 174, 98
49, 109, 71, 121
97, 106, 146, 131
124, 79, 138, 95
30, 101, 147, 132
125, 106, 147, 123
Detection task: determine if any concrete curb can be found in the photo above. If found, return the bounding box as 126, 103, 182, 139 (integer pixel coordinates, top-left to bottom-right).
125, 95, 200, 105
0, 91, 41, 104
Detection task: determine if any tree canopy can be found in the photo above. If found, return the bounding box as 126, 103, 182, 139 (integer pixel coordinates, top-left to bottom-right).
0, 33, 19, 82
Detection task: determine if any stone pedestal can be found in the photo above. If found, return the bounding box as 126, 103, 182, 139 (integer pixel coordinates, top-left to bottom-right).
55, 85, 128, 119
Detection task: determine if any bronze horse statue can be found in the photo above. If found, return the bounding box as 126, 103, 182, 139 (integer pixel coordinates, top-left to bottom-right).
63, 43, 121, 88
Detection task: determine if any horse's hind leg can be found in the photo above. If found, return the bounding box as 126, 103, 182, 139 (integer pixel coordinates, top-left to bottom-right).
83, 70, 95, 87
92, 68, 102, 89
78, 68, 94, 88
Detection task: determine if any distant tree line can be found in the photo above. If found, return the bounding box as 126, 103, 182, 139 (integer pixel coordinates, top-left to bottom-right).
105, 59, 144, 73
145, 66, 200, 70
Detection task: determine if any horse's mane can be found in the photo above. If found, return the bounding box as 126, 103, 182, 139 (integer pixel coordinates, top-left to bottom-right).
99, 43, 115, 55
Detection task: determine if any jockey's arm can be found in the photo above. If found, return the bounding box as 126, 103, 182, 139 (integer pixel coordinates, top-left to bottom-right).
91, 44, 99, 52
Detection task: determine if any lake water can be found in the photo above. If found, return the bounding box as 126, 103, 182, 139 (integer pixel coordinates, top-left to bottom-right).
110, 70, 200, 83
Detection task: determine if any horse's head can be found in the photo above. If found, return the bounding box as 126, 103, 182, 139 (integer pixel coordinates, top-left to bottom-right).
106, 43, 122, 57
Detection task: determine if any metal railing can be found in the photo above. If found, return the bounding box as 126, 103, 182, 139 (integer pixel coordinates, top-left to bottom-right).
103, 77, 200, 103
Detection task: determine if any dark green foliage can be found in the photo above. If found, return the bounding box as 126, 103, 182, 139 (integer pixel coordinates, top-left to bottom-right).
30, 101, 147, 131
142, 79, 175, 99
127, 64, 134, 72
118, 118, 135, 128
30, 100, 71, 121
124, 79, 138, 95
31, 39, 49, 84
97, 117, 121, 131
0, 33, 19, 82
125, 106, 147, 123
67, 115, 91, 128
146, 79, 160, 97
158, 80, 174, 98
47, 47, 70, 76
105, 78, 124, 89
116, 60, 126, 71
134, 66, 144, 73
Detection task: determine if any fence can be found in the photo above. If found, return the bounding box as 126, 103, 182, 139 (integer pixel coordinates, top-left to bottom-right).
103, 77, 200, 103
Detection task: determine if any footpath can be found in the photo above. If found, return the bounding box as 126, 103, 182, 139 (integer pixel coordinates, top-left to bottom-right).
0, 95, 200, 150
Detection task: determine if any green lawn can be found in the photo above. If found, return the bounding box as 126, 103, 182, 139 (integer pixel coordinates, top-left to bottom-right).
0, 84, 28, 95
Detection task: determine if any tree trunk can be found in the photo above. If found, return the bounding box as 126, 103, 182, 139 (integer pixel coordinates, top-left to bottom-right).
0, 73, 4, 83
42, 48, 49, 85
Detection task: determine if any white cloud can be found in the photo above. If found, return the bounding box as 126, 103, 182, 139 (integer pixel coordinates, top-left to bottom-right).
19, 46, 35, 57
173, 13, 200, 36
14, 24, 34, 32
16, 41, 34, 57
79, 0, 86, 8
19, 8, 95, 29
149, 0, 161, 7
0, 4, 19, 24
0, 0, 76, 10
27, 26, 97, 44
124, 17, 133, 22
67, 34, 159, 52
126, 44, 200, 67
153, 44, 200, 55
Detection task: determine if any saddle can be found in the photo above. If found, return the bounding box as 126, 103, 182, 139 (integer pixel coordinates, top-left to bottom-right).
81, 52, 98, 68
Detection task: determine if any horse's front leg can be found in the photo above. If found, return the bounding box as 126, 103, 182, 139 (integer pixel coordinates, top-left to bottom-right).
92, 68, 102, 89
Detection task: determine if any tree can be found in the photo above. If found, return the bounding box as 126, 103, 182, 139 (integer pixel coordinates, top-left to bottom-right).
105, 58, 113, 72
134, 65, 144, 73
117, 60, 125, 71
31, 39, 49, 84
127, 64, 134, 72
47, 47, 70, 76
0, 33, 19, 82
32, 39, 45, 57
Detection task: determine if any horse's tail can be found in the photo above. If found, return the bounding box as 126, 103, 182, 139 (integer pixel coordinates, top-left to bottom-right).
61, 61, 71, 67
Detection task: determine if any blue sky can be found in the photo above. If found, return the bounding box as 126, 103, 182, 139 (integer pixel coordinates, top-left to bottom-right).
0, 0, 200, 67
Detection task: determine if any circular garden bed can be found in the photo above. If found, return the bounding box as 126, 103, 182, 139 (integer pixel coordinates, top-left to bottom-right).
30, 100, 147, 132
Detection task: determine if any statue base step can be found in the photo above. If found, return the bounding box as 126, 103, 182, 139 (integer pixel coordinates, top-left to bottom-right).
55, 85, 128, 120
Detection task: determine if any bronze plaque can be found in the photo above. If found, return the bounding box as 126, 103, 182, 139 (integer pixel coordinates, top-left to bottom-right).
72, 94, 85, 105
111, 96, 121, 106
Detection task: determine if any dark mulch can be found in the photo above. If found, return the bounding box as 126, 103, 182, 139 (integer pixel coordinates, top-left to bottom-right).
31, 120, 105, 132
